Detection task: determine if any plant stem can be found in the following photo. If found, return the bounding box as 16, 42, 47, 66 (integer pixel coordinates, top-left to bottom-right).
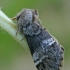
0, 10, 30, 52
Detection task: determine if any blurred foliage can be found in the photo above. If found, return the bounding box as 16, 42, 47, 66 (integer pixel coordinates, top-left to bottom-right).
0, 0, 70, 70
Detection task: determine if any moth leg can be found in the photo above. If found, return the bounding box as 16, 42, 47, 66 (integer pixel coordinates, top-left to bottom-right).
11, 17, 18, 36
11, 17, 16, 20
21, 37, 25, 41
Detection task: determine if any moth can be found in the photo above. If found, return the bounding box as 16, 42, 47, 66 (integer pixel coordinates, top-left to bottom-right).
12, 9, 64, 70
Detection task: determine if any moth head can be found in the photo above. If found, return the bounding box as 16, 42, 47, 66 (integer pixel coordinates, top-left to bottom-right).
12, 9, 39, 23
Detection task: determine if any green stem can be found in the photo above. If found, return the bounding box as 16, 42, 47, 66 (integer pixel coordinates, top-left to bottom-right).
0, 10, 30, 52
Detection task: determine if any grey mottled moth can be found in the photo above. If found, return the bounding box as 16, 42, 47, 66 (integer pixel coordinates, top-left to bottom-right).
12, 9, 64, 70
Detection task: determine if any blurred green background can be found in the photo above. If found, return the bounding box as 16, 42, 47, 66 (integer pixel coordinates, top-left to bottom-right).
0, 0, 70, 70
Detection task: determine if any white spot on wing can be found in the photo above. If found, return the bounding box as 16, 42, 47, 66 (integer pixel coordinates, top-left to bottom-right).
42, 38, 55, 46
33, 52, 39, 61
35, 55, 48, 66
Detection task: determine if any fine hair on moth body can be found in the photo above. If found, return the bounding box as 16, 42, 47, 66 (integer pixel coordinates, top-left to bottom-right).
12, 8, 64, 70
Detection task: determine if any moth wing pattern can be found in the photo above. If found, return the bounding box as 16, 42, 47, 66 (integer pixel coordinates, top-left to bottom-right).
25, 29, 64, 70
